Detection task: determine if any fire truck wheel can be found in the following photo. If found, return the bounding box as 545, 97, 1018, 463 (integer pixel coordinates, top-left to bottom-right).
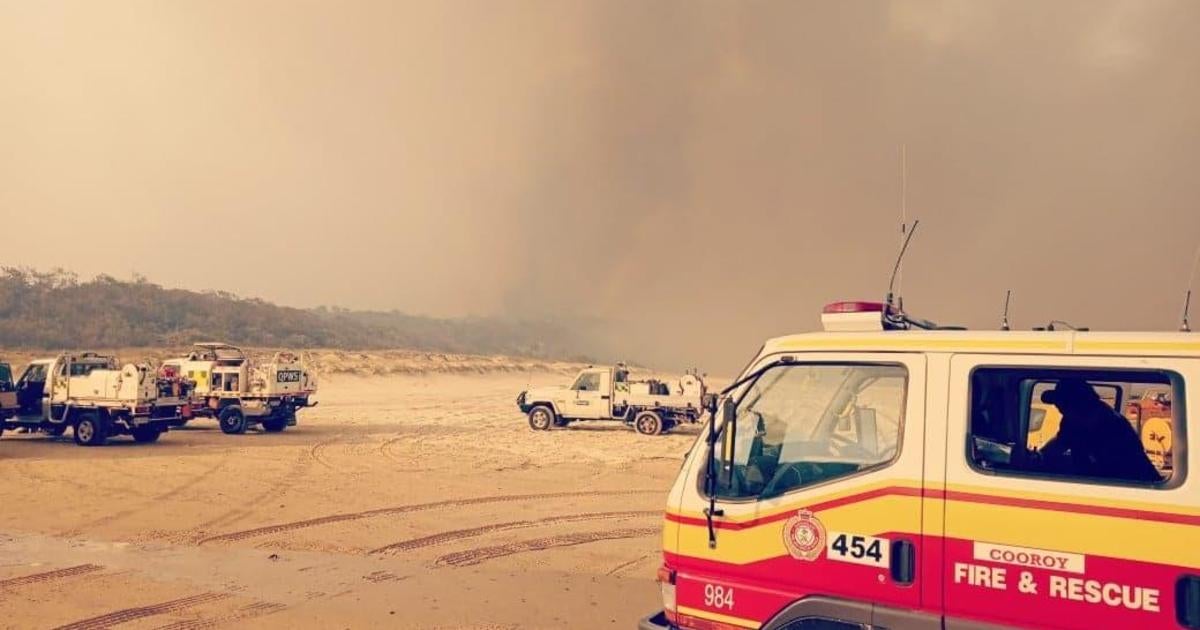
262, 416, 288, 433
73, 412, 109, 446
219, 406, 248, 435
634, 411, 664, 436
528, 406, 554, 431
131, 426, 163, 443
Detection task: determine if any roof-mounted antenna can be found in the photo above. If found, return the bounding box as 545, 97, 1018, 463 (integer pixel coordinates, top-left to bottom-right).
1001, 290, 1012, 331
1183, 243, 1200, 332
886, 219, 920, 313
1181, 290, 1192, 333
897, 145, 908, 299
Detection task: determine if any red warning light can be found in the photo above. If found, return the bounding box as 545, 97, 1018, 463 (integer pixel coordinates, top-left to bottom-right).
822, 301, 887, 314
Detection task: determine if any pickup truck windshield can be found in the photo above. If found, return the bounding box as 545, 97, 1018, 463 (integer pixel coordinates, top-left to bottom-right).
711, 363, 907, 500
572, 373, 602, 392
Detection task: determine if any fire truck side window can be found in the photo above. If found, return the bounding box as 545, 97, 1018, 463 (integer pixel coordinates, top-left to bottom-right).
710, 363, 907, 500
969, 368, 1181, 486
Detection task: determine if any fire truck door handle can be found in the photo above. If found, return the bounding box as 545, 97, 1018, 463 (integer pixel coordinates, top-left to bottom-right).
600, 395, 610, 400
1178, 575, 1200, 629
890, 539, 916, 585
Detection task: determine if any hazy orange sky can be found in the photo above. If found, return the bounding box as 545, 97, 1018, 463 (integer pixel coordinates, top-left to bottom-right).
2, 1, 1199, 370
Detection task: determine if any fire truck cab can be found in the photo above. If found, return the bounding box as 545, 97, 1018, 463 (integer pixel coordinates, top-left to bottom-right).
642, 301, 1200, 630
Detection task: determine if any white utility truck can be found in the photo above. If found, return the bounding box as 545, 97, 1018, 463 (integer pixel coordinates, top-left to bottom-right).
2, 353, 192, 446
162, 343, 317, 434
517, 364, 707, 435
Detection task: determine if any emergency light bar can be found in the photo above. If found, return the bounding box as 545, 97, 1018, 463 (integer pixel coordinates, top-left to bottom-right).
821, 301, 889, 332
822, 301, 886, 314
821, 300, 955, 332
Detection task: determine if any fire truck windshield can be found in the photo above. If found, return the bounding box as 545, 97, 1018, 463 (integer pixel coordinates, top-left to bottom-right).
710, 363, 907, 500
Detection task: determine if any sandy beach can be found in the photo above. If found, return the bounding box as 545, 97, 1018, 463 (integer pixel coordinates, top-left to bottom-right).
0, 370, 703, 629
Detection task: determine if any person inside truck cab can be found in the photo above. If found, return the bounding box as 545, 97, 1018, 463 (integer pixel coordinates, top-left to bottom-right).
1038, 379, 1162, 483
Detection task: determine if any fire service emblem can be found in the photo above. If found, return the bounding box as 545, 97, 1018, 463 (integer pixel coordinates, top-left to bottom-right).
782, 509, 826, 561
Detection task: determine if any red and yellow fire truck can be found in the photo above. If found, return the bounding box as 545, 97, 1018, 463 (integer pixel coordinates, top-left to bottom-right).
640, 301, 1200, 630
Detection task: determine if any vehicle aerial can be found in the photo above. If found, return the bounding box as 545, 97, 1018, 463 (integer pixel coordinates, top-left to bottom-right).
518, 364, 706, 435
641, 300, 1199, 630
162, 343, 317, 434
0, 360, 16, 438
1, 353, 192, 446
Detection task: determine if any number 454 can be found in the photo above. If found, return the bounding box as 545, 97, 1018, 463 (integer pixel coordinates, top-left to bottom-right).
830, 532, 887, 567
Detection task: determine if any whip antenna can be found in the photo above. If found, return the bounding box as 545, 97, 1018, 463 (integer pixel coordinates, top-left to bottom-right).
898, 145, 908, 296
1182, 242, 1200, 332
1182, 290, 1192, 333
886, 219, 921, 309
1001, 290, 1012, 331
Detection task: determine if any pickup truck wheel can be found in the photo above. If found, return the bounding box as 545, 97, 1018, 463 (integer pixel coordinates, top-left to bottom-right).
73, 412, 109, 446
634, 411, 664, 436
46, 424, 67, 437
219, 406, 248, 435
131, 426, 163, 443
528, 406, 554, 431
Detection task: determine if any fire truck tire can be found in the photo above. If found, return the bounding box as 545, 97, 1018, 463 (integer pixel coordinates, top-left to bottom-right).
634, 411, 664, 436
528, 406, 554, 431
131, 426, 163, 443
219, 406, 248, 435
262, 416, 288, 433
73, 412, 109, 446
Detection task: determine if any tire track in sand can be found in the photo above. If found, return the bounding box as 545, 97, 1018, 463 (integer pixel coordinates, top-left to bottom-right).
152, 601, 287, 630
53, 592, 230, 630
369, 510, 658, 555
308, 433, 346, 472
59, 454, 232, 537
198, 489, 661, 545
188, 447, 314, 536
434, 527, 660, 567
0, 564, 104, 590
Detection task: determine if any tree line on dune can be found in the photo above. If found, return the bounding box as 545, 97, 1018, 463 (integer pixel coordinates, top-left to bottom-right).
0, 268, 606, 362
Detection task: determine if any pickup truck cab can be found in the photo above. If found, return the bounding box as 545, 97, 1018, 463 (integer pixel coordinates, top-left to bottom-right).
3, 353, 189, 446
518, 365, 705, 435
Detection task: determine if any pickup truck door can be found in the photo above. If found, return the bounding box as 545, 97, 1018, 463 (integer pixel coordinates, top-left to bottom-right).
15, 363, 49, 419
569, 369, 610, 419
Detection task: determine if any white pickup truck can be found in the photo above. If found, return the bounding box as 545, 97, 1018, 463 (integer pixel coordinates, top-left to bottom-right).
162, 343, 317, 434
517, 365, 707, 435
2, 353, 192, 446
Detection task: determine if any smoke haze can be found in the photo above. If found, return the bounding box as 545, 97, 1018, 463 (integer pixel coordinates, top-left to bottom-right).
3, 1, 1200, 372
